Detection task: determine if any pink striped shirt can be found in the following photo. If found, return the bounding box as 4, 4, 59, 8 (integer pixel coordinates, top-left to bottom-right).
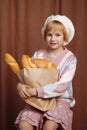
32, 47, 77, 107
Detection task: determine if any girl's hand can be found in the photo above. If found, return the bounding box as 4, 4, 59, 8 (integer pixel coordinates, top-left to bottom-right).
17, 82, 31, 99
26, 88, 37, 97
17, 82, 37, 99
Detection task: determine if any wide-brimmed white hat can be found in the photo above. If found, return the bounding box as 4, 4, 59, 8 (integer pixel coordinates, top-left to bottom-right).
41, 15, 75, 46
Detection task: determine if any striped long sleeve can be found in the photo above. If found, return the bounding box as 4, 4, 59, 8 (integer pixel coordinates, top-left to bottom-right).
33, 49, 77, 106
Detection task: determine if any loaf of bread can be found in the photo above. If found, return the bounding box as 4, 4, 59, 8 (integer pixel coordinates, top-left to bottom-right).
21, 55, 57, 69
21, 55, 37, 68
5, 53, 57, 74
34, 58, 57, 69
4, 53, 21, 74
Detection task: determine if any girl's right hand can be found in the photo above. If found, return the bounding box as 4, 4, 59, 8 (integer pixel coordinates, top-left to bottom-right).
17, 82, 30, 99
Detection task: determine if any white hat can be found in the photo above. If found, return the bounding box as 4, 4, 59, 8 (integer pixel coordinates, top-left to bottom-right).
41, 15, 75, 46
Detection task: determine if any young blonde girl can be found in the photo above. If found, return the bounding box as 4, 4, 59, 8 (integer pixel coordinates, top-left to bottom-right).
15, 15, 77, 130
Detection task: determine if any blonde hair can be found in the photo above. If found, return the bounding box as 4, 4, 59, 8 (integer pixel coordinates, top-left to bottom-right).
44, 21, 68, 42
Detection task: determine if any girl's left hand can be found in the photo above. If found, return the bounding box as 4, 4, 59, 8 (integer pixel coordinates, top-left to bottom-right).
26, 88, 37, 97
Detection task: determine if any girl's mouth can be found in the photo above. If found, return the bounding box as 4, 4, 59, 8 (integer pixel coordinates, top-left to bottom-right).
50, 42, 57, 45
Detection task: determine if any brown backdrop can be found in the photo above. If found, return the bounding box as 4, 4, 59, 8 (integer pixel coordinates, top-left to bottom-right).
0, 0, 87, 130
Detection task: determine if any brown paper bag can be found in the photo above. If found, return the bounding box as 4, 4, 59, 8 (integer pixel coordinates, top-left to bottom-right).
17, 68, 59, 111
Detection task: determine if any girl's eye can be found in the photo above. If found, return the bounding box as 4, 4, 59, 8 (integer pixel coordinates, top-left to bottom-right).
55, 33, 61, 36
47, 33, 52, 36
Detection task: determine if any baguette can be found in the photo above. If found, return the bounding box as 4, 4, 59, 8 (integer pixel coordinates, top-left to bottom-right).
21, 55, 37, 68
4, 53, 20, 74
21, 55, 57, 69
34, 58, 57, 69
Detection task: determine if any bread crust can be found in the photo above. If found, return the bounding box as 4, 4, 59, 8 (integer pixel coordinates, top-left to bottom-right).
4, 53, 20, 74
5, 53, 57, 74
21, 55, 37, 68
21, 55, 57, 69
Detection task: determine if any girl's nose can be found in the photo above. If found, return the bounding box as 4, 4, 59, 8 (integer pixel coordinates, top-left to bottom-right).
51, 35, 55, 41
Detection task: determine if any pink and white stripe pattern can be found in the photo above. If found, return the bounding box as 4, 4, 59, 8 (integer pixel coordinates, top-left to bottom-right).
33, 48, 77, 107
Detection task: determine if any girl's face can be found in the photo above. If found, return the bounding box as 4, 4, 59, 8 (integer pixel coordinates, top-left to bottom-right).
45, 29, 64, 51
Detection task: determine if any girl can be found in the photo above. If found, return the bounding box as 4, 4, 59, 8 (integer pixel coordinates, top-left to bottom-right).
15, 15, 77, 130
